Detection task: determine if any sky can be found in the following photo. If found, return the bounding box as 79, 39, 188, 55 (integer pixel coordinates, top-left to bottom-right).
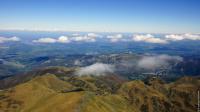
0, 0, 200, 33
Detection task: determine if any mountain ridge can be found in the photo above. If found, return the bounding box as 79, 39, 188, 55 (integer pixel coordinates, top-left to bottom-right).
0, 67, 199, 112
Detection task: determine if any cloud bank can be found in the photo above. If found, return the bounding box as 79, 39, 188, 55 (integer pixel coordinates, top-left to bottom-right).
71, 36, 96, 42
71, 33, 99, 42
33, 36, 70, 43
33, 37, 57, 43
33, 33, 99, 43
133, 34, 168, 44
132, 33, 200, 44
76, 63, 115, 76
32, 33, 200, 44
87, 33, 99, 38
165, 33, 200, 41
137, 54, 183, 70
0, 36, 20, 43
107, 34, 123, 42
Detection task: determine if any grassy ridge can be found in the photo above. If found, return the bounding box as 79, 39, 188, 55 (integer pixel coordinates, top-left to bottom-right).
0, 71, 199, 112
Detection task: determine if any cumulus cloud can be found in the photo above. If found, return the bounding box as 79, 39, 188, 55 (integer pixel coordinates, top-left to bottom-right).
165, 34, 184, 41
165, 33, 200, 41
107, 34, 123, 42
57, 36, 70, 43
76, 63, 115, 76
137, 54, 183, 70
106, 33, 200, 43
71, 33, 99, 42
87, 33, 99, 38
33, 33, 99, 43
33, 36, 70, 43
133, 34, 168, 44
72, 36, 96, 42
32, 33, 200, 44
0, 36, 20, 43
33, 37, 57, 43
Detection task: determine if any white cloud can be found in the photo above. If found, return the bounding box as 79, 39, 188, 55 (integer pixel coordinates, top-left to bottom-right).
165, 33, 200, 41
71, 33, 98, 42
33, 37, 57, 43
133, 34, 167, 44
184, 33, 200, 40
106, 33, 200, 43
107, 34, 123, 42
137, 54, 183, 70
8, 36, 20, 41
57, 36, 70, 43
0, 36, 20, 43
33, 36, 70, 43
76, 63, 115, 76
165, 34, 184, 41
72, 36, 96, 42
107, 34, 123, 39
32, 33, 200, 44
87, 33, 99, 38
33, 33, 98, 43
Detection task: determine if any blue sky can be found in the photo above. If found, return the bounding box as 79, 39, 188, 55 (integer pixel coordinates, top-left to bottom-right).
0, 0, 200, 33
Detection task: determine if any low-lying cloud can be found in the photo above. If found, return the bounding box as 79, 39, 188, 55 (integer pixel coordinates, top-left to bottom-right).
0, 36, 20, 43
133, 34, 168, 44
132, 33, 200, 44
71, 33, 99, 42
87, 33, 99, 38
107, 34, 123, 42
71, 36, 96, 42
165, 33, 200, 41
33, 36, 70, 43
137, 54, 183, 70
33, 33, 99, 43
33, 37, 57, 43
76, 63, 115, 76
32, 33, 200, 44
57, 36, 71, 43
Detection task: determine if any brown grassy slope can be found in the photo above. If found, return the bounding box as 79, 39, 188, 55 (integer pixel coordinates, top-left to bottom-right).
80, 94, 136, 112
0, 73, 199, 112
0, 73, 135, 112
117, 77, 199, 112
166, 77, 200, 112
118, 80, 174, 112
0, 74, 84, 112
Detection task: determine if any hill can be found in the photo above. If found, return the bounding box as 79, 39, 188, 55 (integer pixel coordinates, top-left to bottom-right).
0, 67, 199, 112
